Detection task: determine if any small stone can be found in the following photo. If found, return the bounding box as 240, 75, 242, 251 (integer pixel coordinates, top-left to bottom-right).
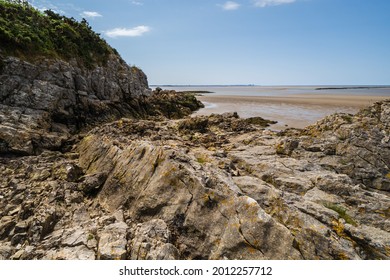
78, 172, 108, 195
65, 164, 84, 182
14, 221, 29, 234
10, 249, 24, 260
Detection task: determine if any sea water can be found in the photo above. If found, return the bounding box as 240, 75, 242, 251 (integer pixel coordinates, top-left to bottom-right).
160, 86, 390, 129
160, 85, 390, 96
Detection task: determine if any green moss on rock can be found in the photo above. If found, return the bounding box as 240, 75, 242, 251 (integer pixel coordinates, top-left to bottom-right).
324, 203, 357, 226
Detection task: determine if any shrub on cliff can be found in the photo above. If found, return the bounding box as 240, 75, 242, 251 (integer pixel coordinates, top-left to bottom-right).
0, 0, 114, 67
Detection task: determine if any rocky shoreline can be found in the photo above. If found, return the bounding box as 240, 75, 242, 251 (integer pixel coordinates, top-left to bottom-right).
1, 0, 389, 261
0, 55, 204, 156
1, 93, 389, 259
1, 51, 389, 260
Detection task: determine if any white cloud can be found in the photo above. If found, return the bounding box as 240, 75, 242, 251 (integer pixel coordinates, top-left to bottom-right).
252, 0, 296, 8
221, 1, 241, 10
30, 0, 63, 14
30, 0, 80, 15
105, 26, 151, 38
81, 11, 102, 18
131, 0, 143, 5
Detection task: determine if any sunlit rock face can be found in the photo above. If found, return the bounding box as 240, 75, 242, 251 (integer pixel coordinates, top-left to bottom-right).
1, 101, 389, 260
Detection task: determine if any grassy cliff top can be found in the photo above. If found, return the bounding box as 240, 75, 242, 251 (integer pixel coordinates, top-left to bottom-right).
0, 0, 116, 67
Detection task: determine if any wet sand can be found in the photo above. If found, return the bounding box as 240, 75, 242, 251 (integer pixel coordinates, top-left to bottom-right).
193, 94, 389, 130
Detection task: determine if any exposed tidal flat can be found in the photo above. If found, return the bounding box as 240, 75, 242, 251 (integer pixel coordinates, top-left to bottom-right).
162, 86, 390, 130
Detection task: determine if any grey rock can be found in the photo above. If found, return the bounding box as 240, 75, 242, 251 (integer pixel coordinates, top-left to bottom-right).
0, 216, 15, 239
97, 222, 128, 260
0, 245, 13, 260
62, 228, 89, 247
0, 55, 150, 155
344, 224, 390, 259
78, 172, 108, 195
130, 219, 179, 260
44, 245, 95, 260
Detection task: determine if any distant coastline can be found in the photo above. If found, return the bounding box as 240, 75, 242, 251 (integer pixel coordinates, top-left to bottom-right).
152, 85, 390, 88
179, 90, 214, 94
316, 86, 390, 90
150, 84, 256, 88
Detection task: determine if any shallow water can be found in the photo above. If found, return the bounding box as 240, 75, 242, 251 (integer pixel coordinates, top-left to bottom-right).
195, 99, 358, 130
161, 86, 390, 130
162, 85, 390, 97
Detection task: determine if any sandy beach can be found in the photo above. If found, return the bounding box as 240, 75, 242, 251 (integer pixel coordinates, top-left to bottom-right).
193, 94, 390, 130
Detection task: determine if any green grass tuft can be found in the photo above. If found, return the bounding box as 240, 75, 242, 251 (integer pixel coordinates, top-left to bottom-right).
324, 203, 357, 226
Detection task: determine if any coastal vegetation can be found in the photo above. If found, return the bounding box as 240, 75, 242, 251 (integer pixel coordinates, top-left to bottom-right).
0, 0, 114, 67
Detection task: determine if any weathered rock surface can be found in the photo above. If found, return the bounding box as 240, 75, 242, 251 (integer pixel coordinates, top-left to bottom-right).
0, 55, 151, 155
130, 219, 179, 260
0, 55, 204, 156
98, 221, 128, 260
1, 101, 389, 259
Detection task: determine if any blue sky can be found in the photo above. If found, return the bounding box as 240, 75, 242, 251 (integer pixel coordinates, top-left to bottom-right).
29, 0, 390, 85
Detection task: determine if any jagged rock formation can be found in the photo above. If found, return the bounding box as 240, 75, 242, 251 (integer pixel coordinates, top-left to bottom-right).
0, 54, 151, 155
0, 103, 389, 260
0, 55, 204, 156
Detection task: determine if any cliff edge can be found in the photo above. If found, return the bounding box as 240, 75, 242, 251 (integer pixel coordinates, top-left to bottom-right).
0, 1, 203, 155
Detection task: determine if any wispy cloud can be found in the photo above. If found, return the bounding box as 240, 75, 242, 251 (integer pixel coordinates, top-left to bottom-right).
29, 0, 80, 15
252, 0, 296, 8
81, 11, 102, 18
105, 26, 151, 38
221, 1, 241, 10
130, 0, 143, 5
29, 0, 63, 13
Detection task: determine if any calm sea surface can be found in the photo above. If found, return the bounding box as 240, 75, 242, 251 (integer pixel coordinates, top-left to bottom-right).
160, 85, 390, 97
159, 86, 390, 129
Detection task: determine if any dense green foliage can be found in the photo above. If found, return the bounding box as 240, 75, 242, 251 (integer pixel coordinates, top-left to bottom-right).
0, 0, 115, 67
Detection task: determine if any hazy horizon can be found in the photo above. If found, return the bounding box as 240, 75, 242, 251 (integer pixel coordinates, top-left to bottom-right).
151, 84, 390, 87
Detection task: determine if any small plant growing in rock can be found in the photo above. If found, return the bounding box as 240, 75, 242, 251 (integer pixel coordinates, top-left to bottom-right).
324, 203, 357, 226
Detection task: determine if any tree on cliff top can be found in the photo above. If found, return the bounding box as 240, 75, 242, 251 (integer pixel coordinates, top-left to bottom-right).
0, 0, 116, 67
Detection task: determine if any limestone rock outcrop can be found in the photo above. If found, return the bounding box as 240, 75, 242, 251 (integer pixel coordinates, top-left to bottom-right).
0, 55, 150, 155
1, 102, 389, 259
